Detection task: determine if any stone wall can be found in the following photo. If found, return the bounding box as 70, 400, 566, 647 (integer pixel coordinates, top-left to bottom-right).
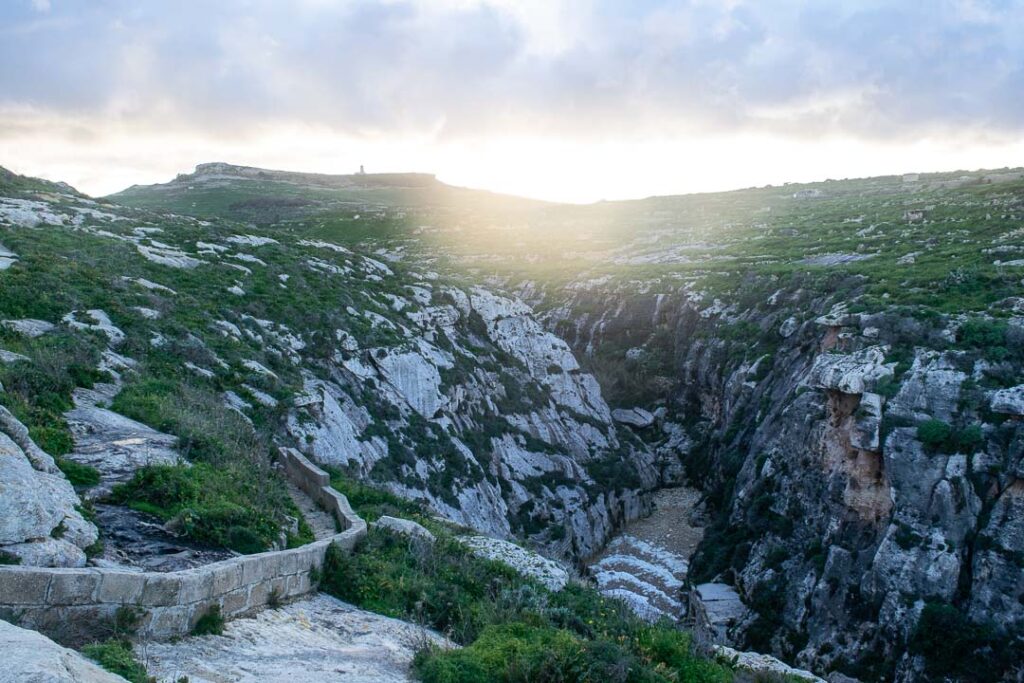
0, 448, 366, 645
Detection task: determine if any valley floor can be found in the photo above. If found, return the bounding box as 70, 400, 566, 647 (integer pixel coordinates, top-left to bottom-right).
587, 486, 704, 620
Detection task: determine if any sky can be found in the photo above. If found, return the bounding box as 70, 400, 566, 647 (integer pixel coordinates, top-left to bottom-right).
1, 0, 1024, 203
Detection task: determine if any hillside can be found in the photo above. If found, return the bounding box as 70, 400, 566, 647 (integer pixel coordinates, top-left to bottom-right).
1, 162, 1023, 682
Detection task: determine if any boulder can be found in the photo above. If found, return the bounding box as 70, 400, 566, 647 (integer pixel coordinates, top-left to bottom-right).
713, 645, 825, 682
460, 535, 569, 591
606, 409, 655, 430
990, 384, 1024, 416
0, 619, 128, 682
373, 516, 435, 542
804, 347, 892, 395
611, 408, 655, 429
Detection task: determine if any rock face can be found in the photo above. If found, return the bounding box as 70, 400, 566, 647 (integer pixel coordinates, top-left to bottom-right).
460, 535, 570, 591
143, 593, 448, 683
63, 381, 180, 497
0, 412, 98, 567
287, 284, 656, 560
612, 407, 656, 428
690, 583, 750, 646
548, 279, 1024, 680
0, 619, 127, 682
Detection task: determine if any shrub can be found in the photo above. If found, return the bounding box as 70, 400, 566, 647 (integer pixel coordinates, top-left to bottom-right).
916, 419, 951, 449
192, 605, 225, 636
55, 457, 101, 487
82, 639, 152, 683
322, 526, 731, 682
909, 603, 1022, 681
110, 463, 283, 553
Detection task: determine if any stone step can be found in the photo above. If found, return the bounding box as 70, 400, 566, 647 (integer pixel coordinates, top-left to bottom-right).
287, 481, 337, 540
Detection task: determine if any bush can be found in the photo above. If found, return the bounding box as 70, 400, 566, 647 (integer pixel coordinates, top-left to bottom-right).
55, 457, 101, 487
82, 639, 152, 683
322, 526, 731, 682
916, 419, 951, 449
910, 603, 1022, 681
192, 605, 225, 636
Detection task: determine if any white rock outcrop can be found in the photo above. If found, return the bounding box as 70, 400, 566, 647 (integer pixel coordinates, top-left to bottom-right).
0, 417, 98, 567
990, 384, 1024, 416
0, 619, 127, 682
804, 346, 893, 395
144, 594, 448, 683
460, 535, 569, 591
612, 407, 655, 428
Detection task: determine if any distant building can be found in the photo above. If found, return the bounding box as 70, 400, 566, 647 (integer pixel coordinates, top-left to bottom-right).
357, 165, 366, 175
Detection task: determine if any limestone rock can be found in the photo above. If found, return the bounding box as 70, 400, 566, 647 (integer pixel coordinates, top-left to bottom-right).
460, 535, 569, 591
0, 619, 128, 682
143, 594, 448, 683
1, 318, 55, 338
713, 645, 825, 682
0, 428, 97, 567
373, 515, 435, 542
990, 384, 1024, 416
611, 407, 655, 428
804, 346, 892, 395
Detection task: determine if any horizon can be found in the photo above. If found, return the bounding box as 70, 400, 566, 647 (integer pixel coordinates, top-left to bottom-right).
3, 1, 1024, 202
6, 157, 1022, 207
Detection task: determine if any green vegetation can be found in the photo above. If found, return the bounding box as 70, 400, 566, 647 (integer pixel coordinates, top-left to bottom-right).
916, 419, 985, 454
910, 603, 1023, 682
82, 639, 153, 683
111, 463, 285, 553
321, 524, 731, 682
192, 604, 226, 636
0, 330, 105, 456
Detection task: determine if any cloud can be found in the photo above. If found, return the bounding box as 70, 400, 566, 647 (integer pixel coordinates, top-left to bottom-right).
2, 0, 1024, 202
1, 0, 1022, 144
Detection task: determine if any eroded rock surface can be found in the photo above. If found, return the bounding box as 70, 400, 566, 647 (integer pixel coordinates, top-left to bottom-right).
0, 619, 127, 683
143, 594, 448, 683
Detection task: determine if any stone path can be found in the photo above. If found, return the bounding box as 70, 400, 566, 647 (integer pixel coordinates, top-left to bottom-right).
287, 481, 337, 540
587, 486, 704, 621
143, 593, 449, 683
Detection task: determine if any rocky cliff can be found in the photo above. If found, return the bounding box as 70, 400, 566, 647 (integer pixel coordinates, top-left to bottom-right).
543, 274, 1024, 681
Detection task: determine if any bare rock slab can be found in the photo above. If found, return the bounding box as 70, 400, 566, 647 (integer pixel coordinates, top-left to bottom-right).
143, 593, 448, 683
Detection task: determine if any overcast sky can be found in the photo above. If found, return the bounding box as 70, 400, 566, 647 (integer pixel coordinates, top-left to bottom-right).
2, 0, 1023, 202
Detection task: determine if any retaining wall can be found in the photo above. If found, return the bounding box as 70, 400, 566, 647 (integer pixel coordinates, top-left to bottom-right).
0, 447, 366, 645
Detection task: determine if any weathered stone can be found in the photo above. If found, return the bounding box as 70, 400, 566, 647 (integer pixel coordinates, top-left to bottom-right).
713, 645, 825, 682
611, 407, 656, 428
46, 570, 99, 606
990, 384, 1024, 416
804, 346, 892, 395
690, 583, 749, 646
144, 594, 449, 683
460, 535, 569, 591
140, 575, 181, 605
0, 568, 52, 605
0, 618, 126, 682
373, 516, 436, 542
96, 572, 146, 603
